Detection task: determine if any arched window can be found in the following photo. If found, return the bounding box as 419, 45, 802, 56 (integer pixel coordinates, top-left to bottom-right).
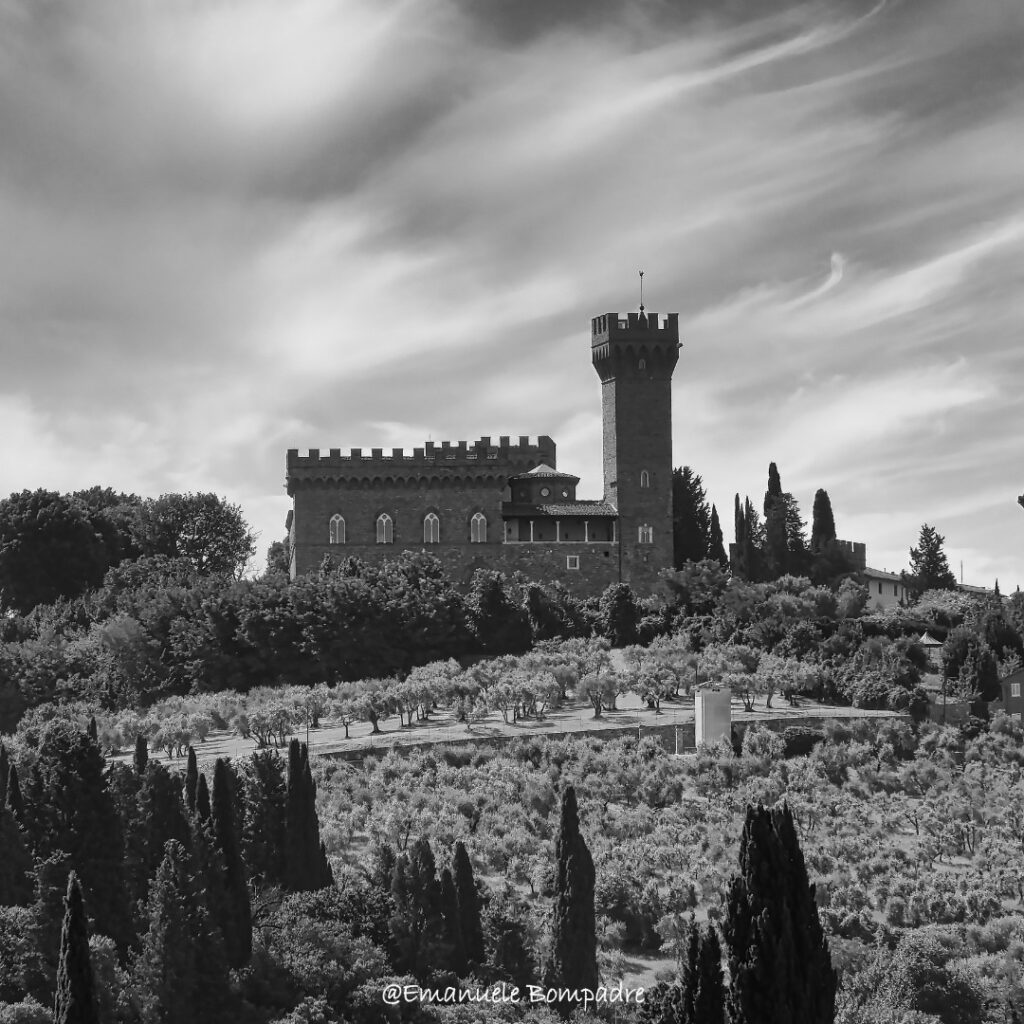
638, 524, 653, 544
638, 358, 646, 370
470, 512, 487, 544
640, 470, 650, 488
423, 512, 440, 544
329, 514, 346, 545
376, 513, 393, 544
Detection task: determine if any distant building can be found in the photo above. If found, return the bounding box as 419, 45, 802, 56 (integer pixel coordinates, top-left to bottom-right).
918, 631, 944, 669
862, 567, 911, 610
998, 667, 1024, 723
285, 309, 682, 597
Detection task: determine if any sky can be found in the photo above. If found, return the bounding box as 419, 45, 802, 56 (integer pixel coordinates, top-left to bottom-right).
1, 0, 1023, 588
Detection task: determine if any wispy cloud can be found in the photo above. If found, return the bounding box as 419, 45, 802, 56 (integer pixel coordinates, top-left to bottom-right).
0, 0, 1022, 584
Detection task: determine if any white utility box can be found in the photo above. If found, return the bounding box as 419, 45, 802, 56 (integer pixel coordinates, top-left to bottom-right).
695, 687, 732, 747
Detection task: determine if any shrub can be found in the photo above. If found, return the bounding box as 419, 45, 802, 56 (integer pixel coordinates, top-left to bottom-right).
741, 725, 785, 761
781, 726, 824, 758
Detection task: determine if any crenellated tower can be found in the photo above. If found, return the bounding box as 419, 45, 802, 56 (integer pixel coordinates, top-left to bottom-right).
591, 310, 680, 590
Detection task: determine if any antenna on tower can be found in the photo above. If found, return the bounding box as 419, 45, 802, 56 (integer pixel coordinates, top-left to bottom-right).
639, 270, 645, 313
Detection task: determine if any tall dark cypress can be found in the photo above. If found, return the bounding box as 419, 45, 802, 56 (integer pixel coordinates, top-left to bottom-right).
763, 462, 788, 579
708, 505, 728, 566
452, 841, 485, 967
681, 925, 700, 1023
195, 773, 211, 823
724, 804, 835, 1024
131, 840, 229, 1024
0, 742, 9, 799
87, 717, 98, 744
284, 741, 331, 892
0, 802, 33, 905
184, 747, 198, 816
133, 735, 149, 776
439, 866, 467, 976
127, 762, 191, 915
303, 754, 333, 889
5, 762, 24, 824
691, 927, 726, 1024
810, 489, 837, 553
238, 750, 287, 889
211, 759, 252, 968
29, 723, 131, 952
545, 785, 598, 1013
389, 837, 448, 979
54, 872, 99, 1024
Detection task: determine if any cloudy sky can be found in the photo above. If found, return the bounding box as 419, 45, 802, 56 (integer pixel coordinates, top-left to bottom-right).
2, 0, 1022, 588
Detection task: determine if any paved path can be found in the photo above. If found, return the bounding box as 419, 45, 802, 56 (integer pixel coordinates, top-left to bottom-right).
118, 692, 903, 771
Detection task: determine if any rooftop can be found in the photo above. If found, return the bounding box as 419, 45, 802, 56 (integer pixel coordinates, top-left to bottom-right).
508, 463, 580, 482
501, 501, 618, 518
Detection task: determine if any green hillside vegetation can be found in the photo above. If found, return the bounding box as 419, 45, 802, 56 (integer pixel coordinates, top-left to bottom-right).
2, 481, 1023, 1021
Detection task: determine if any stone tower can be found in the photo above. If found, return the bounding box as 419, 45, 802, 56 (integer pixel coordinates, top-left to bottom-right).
591, 310, 680, 591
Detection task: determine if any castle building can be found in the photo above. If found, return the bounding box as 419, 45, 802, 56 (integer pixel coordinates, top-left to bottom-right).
285, 309, 681, 597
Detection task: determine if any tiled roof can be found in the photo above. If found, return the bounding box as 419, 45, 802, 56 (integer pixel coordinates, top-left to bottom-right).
861, 567, 905, 582
501, 501, 618, 518
507, 463, 580, 482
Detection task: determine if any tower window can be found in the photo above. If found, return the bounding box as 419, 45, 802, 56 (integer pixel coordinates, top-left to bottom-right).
328, 514, 346, 545
566, 555, 580, 570
640, 470, 650, 488
470, 512, 487, 544
638, 359, 646, 370
423, 512, 440, 544
638, 524, 653, 544
376, 513, 393, 544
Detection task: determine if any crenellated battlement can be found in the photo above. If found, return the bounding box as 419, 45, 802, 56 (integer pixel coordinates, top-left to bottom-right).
828, 538, 867, 571
287, 436, 557, 486
591, 311, 679, 342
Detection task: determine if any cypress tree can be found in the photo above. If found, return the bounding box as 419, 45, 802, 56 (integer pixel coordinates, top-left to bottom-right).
708, 505, 728, 566
238, 750, 287, 888
6, 761, 24, 824
672, 467, 712, 567
0, 742, 8, 799
390, 837, 448, 979
439, 866, 467, 976
184, 747, 198, 816
681, 925, 700, 1023
763, 463, 788, 579
545, 785, 598, 1012
32, 853, 74, 998
126, 762, 191, 914
131, 840, 229, 1024
284, 741, 331, 892
691, 926, 726, 1024
810, 489, 837, 552
133, 735, 149, 776
211, 758, 252, 968
452, 841, 485, 967
724, 803, 835, 1024
195, 773, 211, 823
30, 723, 131, 952
87, 718, 98, 744
304, 754, 333, 889
370, 842, 397, 891
483, 885, 537, 990
53, 872, 99, 1024
0, 802, 33, 905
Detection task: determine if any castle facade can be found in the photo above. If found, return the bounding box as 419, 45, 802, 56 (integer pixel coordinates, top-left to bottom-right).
285, 309, 681, 597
